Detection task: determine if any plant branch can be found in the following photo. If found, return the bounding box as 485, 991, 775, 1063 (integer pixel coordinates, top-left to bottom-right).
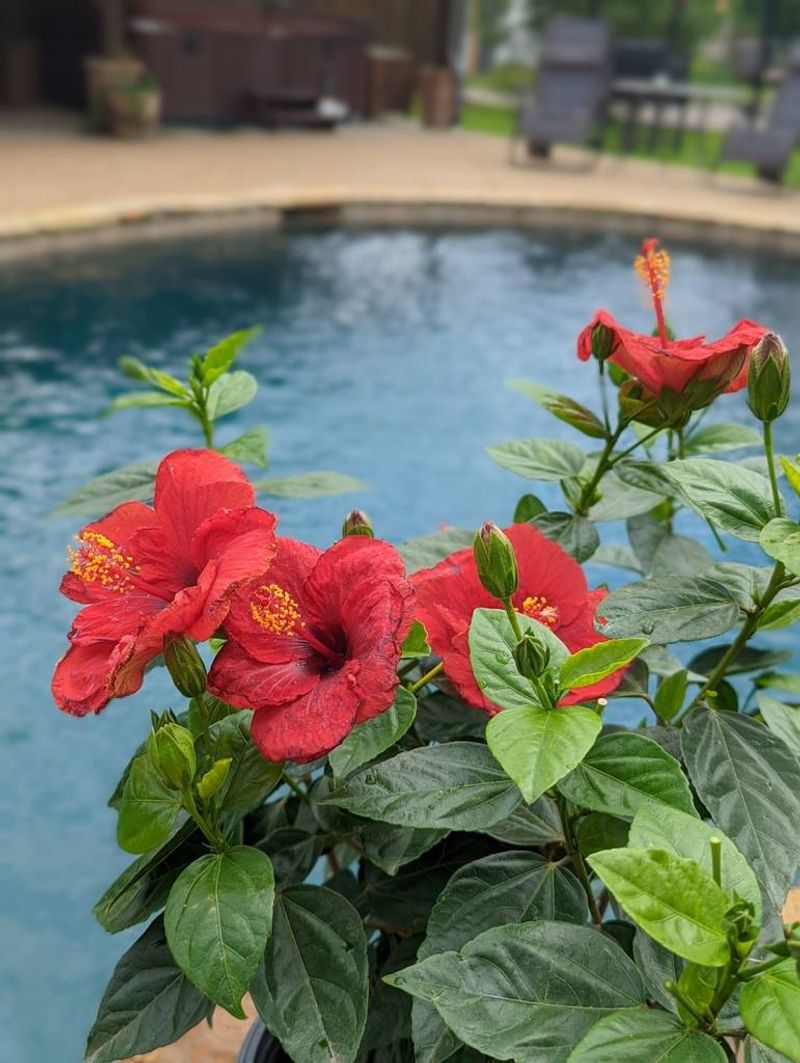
556, 795, 602, 925
409, 661, 444, 694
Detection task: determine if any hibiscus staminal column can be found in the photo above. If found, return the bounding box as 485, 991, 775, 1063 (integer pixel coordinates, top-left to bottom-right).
634, 237, 671, 347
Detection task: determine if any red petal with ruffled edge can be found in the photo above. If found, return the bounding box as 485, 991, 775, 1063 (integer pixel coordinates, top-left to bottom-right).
577, 309, 768, 396
250, 664, 362, 763
52, 640, 120, 716
208, 639, 321, 708
60, 501, 158, 605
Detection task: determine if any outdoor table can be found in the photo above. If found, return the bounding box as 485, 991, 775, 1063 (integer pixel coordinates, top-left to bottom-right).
610, 77, 745, 157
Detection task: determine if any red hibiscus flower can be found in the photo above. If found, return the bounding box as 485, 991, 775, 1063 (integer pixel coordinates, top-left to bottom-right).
207, 536, 416, 763
411, 522, 618, 713
578, 238, 768, 398
52, 450, 277, 716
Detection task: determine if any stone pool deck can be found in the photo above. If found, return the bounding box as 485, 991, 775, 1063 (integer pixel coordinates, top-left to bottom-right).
2, 122, 800, 257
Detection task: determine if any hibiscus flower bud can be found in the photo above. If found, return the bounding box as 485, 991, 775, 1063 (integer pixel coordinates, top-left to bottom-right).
147, 722, 197, 790
590, 322, 614, 363
342, 510, 374, 537
514, 632, 550, 681
164, 636, 208, 698
747, 332, 790, 423
474, 522, 518, 601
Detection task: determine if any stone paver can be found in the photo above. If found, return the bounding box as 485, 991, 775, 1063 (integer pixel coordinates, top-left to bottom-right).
1, 123, 799, 253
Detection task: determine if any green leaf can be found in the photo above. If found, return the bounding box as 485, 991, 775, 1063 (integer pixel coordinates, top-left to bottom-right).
322, 742, 521, 831
685, 423, 763, 456
588, 847, 731, 966
741, 961, 800, 1062
760, 518, 800, 575
487, 704, 601, 804
412, 850, 588, 1062
654, 669, 688, 721
557, 733, 697, 820
486, 437, 586, 481
401, 620, 431, 659
56, 461, 157, 518
205, 370, 258, 420
757, 694, 800, 757
532, 511, 600, 562
85, 917, 211, 1063
576, 812, 629, 857
629, 804, 762, 921
218, 427, 269, 469
329, 689, 417, 779
119, 356, 189, 397
598, 577, 741, 643
164, 845, 274, 1017
744, 1035, 795, 1062
107, 391, 188, 413
666, 459, 777, 541
360, 823, 446, 876
633, 931, 682, 1012
414, 691, 486, 743
626, 515, 713, 577
386, 921, 646, 1061
209, 711, 283, 812
398, 527, 475, 573
592, 544, 643, 573
251, 886, 368, 1063
468, 607, 569, 711
587, 468, 665, 522
568, 1008, 727, 1062
756, 672, 800, 695
681, 709, 800, 922
196, 758, 232, 801
93, 822, 206, 934
513, 493, 547, 522
255, 470, 367, 498
758, 597, 800, 631
506, 379, 606, 438
614, 459, 681, 498
200, 327, 260, 384
560, 638, 647, 692
116, 755, 182, 855
690, 644, 791, 678
485, 795, 563, 847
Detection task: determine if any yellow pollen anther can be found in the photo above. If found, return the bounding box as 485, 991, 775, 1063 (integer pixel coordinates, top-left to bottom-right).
521, 594, 560, 628
249, 583, 303, 635
68, 531, 138, 593
634, 238, 671, 302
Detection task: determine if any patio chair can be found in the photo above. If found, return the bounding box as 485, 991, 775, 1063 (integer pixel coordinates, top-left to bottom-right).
515, 16, 612, 159
719, 47, 800, 182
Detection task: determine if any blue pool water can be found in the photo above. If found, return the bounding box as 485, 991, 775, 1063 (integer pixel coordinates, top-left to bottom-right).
1, 226, 799, 1062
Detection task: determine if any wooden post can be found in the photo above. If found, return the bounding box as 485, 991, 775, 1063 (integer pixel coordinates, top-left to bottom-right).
99, 0, 126, 57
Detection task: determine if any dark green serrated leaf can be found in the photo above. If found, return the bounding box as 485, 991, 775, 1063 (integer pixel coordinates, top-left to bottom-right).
681, 709, 800, 924
387, 921, 646, 1061
626, 515, 712, 577
760, 518, 800, 576
116, 755, 183, 856
576, 812, 629, 857
666, 459, 776, 541
532, 511, 600, 562
251, 886, 369, 1063
506, 379, 606, 438
414, 692, 486, 743
568, 1007, 727, 1061
598, 577, 741, 643
323, 742, 521, 831
85, 917, 211, 1063
164, 846, 274, 1017
209, 711, 283, 813
484, 795, 563, 846
757, 694, 800, 757
633, 930, 683, 1012
689, 645, 791, 678
329, 689, 416, 780
744, 1035, 795, 1062
557, 732, 697, 820
360, 823, 447, 876
513, 492, 547, 522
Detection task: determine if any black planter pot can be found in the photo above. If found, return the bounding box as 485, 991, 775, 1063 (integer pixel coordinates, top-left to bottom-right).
238, 1019, 291, 1063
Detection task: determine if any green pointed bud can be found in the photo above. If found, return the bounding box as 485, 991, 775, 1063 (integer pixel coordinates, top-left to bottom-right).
342, 509, 374, 537
514, 632, 550, 681
473, 522, 518, 601
590, 322, 614, 362
748, 332, 790, 422
147, 722, 196, 790
164, 636, 207, 698
196, 757, 232, 801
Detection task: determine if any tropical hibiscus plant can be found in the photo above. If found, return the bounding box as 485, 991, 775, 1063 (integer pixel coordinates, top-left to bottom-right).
58, 241, 800, 1063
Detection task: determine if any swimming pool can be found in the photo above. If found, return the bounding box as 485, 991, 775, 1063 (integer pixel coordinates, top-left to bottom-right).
1, 226, 798, 1062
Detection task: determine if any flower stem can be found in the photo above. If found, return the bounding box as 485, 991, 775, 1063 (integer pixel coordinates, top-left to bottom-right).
763, 420, 783, 516
574, 425, 625, 517
182, 787, 228, 851
556, 795, 602, 926
409, 661, 444, 694
738, 954, 788, 981
283, 771, 311, 804
503, 598, 525, 642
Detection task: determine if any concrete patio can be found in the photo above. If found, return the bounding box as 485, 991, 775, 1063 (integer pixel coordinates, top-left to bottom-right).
2, 120, 800, 257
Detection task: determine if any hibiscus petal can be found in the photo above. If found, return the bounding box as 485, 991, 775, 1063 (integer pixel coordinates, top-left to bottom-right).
208, 640, 320, 708
507, 523, 589, 627
60, 501, 158, 604
52, 640, 118, 716
303, 537, 407, 629
153, 449, 255, 555
249, 665, 362, 763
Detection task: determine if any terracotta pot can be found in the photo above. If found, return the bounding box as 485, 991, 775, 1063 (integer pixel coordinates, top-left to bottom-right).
84, 55, 146, 131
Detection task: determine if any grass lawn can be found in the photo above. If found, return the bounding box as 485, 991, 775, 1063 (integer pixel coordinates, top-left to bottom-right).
459, 102, 800, 187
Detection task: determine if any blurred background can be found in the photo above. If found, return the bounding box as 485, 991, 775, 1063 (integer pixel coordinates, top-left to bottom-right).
2, 3, 800, 1062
